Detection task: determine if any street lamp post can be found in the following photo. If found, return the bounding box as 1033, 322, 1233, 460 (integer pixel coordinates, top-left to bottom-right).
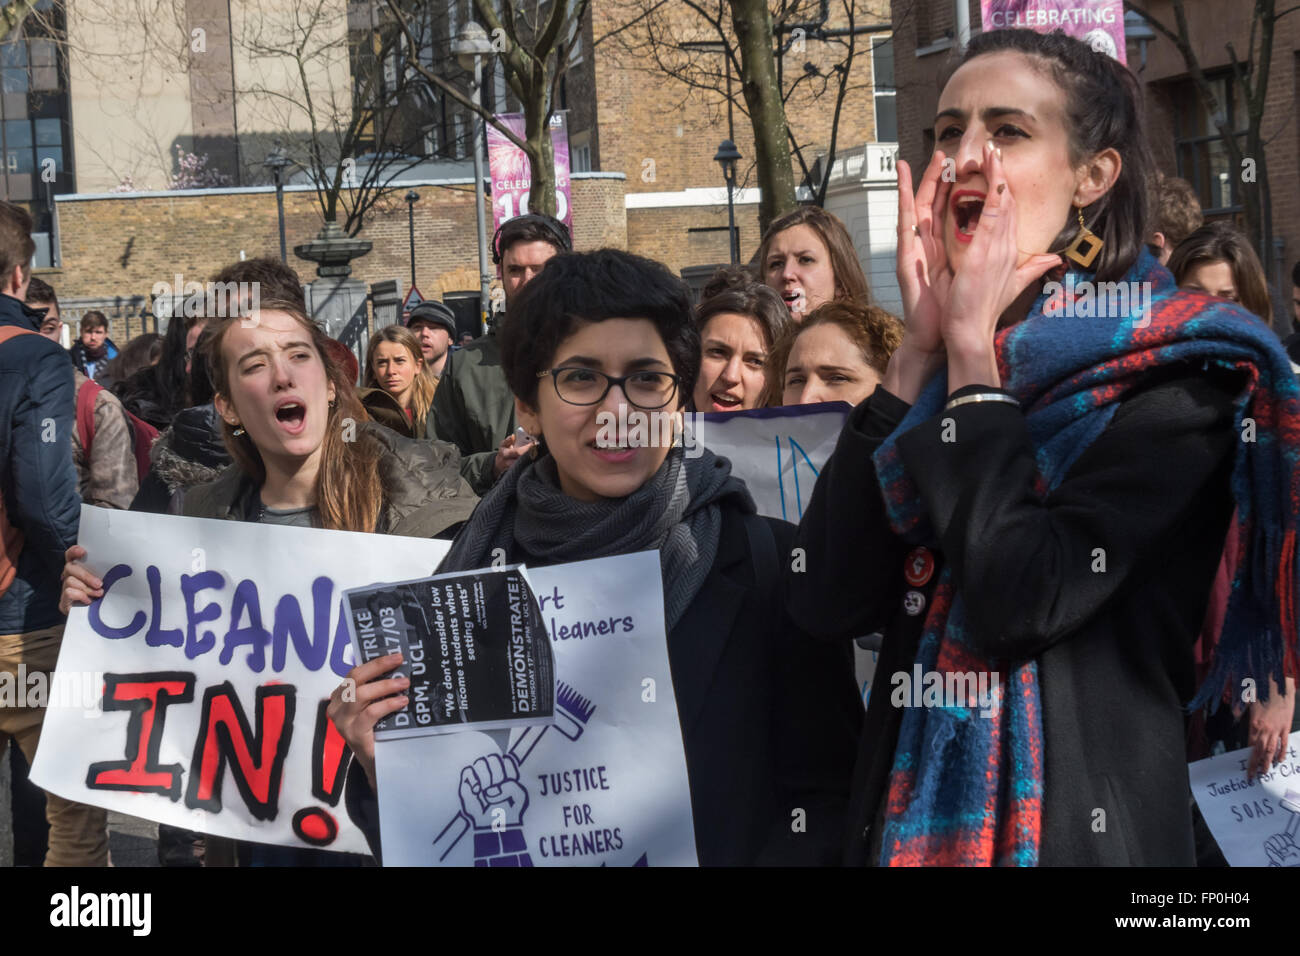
714, 140, 741, 265
1123, 10, 1156, 72
405, 189, 420, 290
454, 22, 496, 335
263, 148, 292, 263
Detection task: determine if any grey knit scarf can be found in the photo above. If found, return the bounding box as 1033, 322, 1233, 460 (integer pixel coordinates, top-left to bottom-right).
439, 445, 753, 630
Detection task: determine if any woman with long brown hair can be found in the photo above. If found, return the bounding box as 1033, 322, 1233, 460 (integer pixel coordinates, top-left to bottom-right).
1168, 220, 1273, 324
690, 266, 792, 413
359, 325, 438, 439
58, 300, 478, 863
758, 206, 871, 320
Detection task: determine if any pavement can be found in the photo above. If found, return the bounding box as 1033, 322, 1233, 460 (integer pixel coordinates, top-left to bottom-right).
1, 745, 159, 867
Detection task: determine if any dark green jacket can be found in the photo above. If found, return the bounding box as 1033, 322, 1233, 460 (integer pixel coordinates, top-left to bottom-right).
182, 422, 479, 537
357, 385, 427, 440
426, 334, 514, 494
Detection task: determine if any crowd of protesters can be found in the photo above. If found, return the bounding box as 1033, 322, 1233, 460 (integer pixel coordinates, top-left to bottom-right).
4, 27, 1300, 868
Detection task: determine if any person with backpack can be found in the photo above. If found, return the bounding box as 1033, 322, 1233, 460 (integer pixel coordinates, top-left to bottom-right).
61, 297, 478, 867
0, 200, 109, 866
70, 373, 141, 509
26, 280, 143, 510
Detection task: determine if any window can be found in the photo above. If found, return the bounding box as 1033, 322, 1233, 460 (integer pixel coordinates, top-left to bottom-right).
29, 38, 55, 91
1173, 75, 1246, 214
0, 5, 73, 262
871, 36, 897, 143
568, 20, 583, 66
2, 41, 26, 94
493, 60, 508, 111
383, 44, 398, 91
452, 112, 467, 159
573, 143, 591, 173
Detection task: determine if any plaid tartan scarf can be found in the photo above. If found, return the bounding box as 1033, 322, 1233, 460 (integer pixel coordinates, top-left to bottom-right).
871, 248, 1300, 866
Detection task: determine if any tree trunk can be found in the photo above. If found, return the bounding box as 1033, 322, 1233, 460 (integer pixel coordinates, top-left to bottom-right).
1132, 0, 1278, 306
524, 105, 558, 217
728, 0, 797, 233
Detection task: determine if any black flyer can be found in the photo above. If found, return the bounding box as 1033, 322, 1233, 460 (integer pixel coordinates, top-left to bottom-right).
345, 565, 555, 739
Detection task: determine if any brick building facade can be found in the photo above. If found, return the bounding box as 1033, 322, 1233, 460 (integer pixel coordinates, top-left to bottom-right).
44, 172, 625, 338
890, 0, 1299, 331
36, 1, 903, 325
582, 1, 892, 267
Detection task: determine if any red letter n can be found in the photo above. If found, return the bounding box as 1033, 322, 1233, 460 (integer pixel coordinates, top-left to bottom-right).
184, 681, 295, 821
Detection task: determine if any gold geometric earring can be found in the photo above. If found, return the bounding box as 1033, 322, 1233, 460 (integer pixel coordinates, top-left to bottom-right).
1064, 205, 1103, 269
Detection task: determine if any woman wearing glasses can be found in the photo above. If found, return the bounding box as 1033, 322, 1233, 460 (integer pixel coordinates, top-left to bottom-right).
331, 249, 862, 866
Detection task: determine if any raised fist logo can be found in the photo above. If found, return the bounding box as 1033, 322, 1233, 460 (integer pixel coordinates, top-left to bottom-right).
1264, 831, 1300, 867
458, 753, 529, 830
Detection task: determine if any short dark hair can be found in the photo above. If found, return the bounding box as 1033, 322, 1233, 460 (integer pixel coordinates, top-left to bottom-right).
948, 29, 1155, 283
0, 201, 35, 286
25, 276, 57, 309
1291, 260, 1300, 289
500, 249, 699, 408
105, 332, 163, 388
695, 265, 793, 351
80, 310, 108, 333
492, 214, 571, 265
210, 256, 306, 310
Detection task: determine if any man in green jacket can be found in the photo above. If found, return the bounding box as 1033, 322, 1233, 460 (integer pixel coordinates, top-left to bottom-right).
427, 214, 570, 493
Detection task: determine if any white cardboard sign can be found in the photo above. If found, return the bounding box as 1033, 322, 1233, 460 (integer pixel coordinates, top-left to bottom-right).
698, 402, 849, 523
1189, 732, 1300, 867
30, 505, 450, 853
373, 550, 698, 866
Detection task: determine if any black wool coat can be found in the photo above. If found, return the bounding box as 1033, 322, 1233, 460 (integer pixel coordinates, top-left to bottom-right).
787, 366, 1240, 866
346, 500, 864, 866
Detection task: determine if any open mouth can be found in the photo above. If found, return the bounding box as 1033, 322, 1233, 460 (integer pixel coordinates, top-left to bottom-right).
951, 191, 986, 243
782, 289, 807, 312
589, 438, 637, 462
274, 401, 307, 433
709, 392, 742, 412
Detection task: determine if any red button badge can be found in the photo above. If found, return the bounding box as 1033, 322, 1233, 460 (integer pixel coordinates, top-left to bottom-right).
904, 547, 935, 587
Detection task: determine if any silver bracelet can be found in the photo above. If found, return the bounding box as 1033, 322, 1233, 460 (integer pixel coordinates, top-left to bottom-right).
944, 391, 1020, 412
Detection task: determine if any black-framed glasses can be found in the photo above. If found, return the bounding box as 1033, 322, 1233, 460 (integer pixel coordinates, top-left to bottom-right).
537, 366, 680, 409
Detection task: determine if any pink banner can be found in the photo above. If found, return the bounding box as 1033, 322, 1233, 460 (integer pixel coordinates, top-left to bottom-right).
486, 112, 572, 232
979, 0, 1127, 63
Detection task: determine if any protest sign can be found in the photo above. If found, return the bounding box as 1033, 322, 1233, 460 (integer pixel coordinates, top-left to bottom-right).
698, 402, 850, 523
1189, 732, 1300, 866
373, 550, 697, 866
980, 0, 1127, 62
487, 111, 572, 232
697, 403, 874, 707
345, 566, 555, 738
30, 506, 449, 853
